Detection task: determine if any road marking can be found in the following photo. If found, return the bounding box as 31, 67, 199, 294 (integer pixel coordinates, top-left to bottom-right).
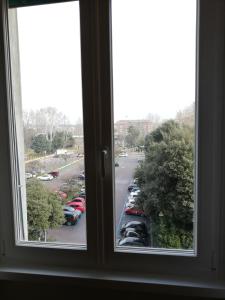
57, 158, 84, 171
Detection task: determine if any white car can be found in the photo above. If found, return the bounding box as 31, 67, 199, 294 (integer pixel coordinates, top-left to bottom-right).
119, 152, 128, 157
37, 174, 53, 181
130, 190, 140, 197
127, 197, 136, 205
125, 202, 135, 208
80, 185, 85, 193
25, 172, 33, 179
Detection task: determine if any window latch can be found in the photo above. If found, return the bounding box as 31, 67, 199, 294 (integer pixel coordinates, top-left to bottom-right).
101, 149, 108, 178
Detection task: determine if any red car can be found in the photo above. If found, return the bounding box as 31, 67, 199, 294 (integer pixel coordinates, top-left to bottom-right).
71, 197, 85, 205
125, 207, 145, 216
67, 201, 86, 213
48, 171, 59, 178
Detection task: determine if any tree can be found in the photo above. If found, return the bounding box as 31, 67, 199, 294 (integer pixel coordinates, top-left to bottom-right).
31, 134, 51, 154
135, 120, 194, 248
26, 179, 65, 241
64, 132, 75, 148
52, 131, 65, 151
125, 126, 140, 148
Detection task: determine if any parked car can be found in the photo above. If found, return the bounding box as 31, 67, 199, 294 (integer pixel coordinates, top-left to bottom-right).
78, 174, 85, 180
66, 201, 86, 213
128, 184, 138, 192
127, 197, 136, 205
121, 227, 148, 239
115, 161, 119, 167
63, 206, 82, 219
129, 186, 140, 193
79, 192, 86, 199
120, 221, 147, 235
125, 202, 135, 208
125, 207, 145, 216
63, 205, 75, 213
119, 152, 128, 157
133, 178, 138, 183
123, 229, 145, 239
71, 197, 86, 205
64, 211, 78, 226
130, 190, 140, 197
48, 171, 59, 178
80, 186, 85, 193
74, 209, 82, 219
25, 172, 33, 179
73, 192, 86, 200
37, 174, 53, 181
118, 237, 146, 247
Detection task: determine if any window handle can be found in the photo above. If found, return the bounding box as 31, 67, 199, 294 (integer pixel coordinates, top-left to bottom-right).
101, 149, 108, 178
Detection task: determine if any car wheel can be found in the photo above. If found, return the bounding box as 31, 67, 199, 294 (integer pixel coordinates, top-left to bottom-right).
66, 221, 72, 226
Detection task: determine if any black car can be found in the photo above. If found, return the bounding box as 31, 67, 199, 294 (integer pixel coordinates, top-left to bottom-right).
123, 228, 147, 239
79, 193, 86, 199
120, 221, 147, 235
78, 174, 85, 180
129, 186, 140, 193
64, 211, 78, 226
128, 184, 138, 192
118, 237, 146, 247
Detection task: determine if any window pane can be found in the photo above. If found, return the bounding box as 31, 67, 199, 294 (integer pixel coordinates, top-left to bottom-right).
9, 2, 87, 247
112, 0, 196, 251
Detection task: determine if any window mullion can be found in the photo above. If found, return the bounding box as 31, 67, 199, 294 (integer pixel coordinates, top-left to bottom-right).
79, 0, 108, 264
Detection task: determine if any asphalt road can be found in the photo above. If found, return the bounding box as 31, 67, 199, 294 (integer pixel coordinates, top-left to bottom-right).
42, 157, 85, 192
46, 152, 145, 245
115, 153, 146, 240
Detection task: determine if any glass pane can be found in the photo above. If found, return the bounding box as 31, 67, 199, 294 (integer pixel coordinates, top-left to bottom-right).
9, 2, 86, 247
112, 0, 196, 251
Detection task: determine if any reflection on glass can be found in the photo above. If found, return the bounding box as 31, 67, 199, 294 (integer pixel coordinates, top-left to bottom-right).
112, 0, 196, 250
9, 2, 86, 246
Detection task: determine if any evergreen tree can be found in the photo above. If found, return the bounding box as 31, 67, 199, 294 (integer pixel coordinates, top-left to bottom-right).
26, 179, 65, 241
135, 120, 194, 248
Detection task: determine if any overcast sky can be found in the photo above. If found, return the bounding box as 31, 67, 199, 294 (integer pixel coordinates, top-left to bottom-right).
16, 0, 196, 124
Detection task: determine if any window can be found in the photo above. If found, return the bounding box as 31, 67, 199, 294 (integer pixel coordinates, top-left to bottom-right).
0, 0, 225, 296
112, 0, 196, 252
9, 1, 87, 247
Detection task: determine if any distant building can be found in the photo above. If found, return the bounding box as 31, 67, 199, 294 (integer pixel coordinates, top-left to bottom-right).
176, 103, 195, 127
114, 120, 154, 137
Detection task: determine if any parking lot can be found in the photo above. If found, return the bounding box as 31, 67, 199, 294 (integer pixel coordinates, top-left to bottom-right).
27, 152, 147, 246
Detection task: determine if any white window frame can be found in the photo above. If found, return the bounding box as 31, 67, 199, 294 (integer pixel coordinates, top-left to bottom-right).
0, 0, 225, 297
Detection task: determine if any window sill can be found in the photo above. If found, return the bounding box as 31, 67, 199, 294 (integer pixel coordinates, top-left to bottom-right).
0, 265, 225, 298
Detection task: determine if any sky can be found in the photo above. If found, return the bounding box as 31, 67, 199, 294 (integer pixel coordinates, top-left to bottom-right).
15, 0, 196, 124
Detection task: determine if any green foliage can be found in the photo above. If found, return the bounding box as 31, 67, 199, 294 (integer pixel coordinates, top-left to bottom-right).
135, 120, 194, 249
51, 131, 75, 151
52, 131, 65, 151
125, 126, 140, 148
31, 134, 51, 154
26, 179, 65, 241
152, 221, 193, 249
64, 132, 75, 148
